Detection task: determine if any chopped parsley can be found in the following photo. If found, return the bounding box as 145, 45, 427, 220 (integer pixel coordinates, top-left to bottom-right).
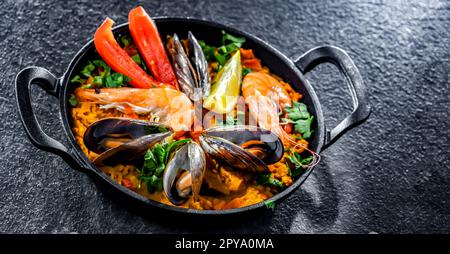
131, 53, 148, 72
70, 75, 84, 84
131, 54, 142, 65
105, 72, 131, 88
283, 102, 314, 139
198, 30, 246, 70
288, 152, 313, 177
137, 139, 192, 193
69, 94, 78, 107
242, 67, 253, 76
118, 34, 131, 47
80, 61, 95, 78
70, 59, 131, 89
257, 174, 285, 189
264, 200, 276, 210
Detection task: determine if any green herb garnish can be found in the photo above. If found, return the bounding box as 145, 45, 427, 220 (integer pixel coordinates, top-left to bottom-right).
144, 125, 170, 135
70, 75, 84, 84
242, 67, 253, 76
162, 139, 192, 163
288, 152, 313, 177
119, 34, 131, 47
138, 138, 192, 193
69, 94, 78, 107
293, 116, 314, 138
198, 40, 216, 62
286, 101, 310, 119
257, 174, 285, 189
131, 53, 148, 72
93, 59, 110, 73
80, 61, 95, 78
264, 200, 276, 210
105, 72, 130, 88
92, 76, 103, 86
221, 30, 246, 46
198, 31, 246, 70
139, 175, 163, 193
283, 102, 314, 139
70, 59, 131, 89
130, 53, 149, 72
131, 54, 142, 65
93, 59, 111, 81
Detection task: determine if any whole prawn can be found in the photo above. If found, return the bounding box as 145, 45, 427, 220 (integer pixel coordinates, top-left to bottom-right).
241, 72, 294, 145
242, 71, 320, 167
74, 87, 194, 132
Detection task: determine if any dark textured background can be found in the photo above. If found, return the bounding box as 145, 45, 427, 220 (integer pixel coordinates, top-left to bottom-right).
1, 0, 449, 233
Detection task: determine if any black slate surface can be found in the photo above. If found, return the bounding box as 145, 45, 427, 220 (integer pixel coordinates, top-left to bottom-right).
1, 0, 449, 233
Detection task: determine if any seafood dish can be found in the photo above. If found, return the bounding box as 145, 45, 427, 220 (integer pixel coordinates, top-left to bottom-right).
16, 4, 370, 214
67, 6, 318, 210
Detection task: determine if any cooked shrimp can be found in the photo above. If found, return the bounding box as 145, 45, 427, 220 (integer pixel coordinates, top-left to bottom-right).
74, 87, 194, 131
242, 72, 294, 146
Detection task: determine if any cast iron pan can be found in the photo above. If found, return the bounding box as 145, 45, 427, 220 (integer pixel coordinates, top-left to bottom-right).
15, 18, 371, 216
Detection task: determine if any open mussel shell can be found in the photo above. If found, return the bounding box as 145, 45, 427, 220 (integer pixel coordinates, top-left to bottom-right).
168, 34, 197, 101
163, 142, 206, 205
93, 132, 171, 167
83, 117, 171, 154
199, 135, 269, 174
202, 125, 284, 165
168, 32, 210, 101
83, 117, 172, 167
188, 31, 210, 99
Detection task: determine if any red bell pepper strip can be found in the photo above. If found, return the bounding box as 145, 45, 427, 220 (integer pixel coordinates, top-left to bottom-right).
94, 18, 163, 88
129, 6, 179, 90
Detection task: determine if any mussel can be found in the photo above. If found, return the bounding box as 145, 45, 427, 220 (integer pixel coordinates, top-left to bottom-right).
83, 118, 172, 166
167, 32, 210, 101
163, 142, 206, 205
161, 125, 283, 205
84, 119, 283, 206
199, 125, 284, 173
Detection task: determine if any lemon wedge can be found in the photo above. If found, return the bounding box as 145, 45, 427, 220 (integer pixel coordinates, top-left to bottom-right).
203, 51, 242, 114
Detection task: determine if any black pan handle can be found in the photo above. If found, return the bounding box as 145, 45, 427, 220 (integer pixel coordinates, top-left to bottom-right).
15, 67, 90, 172
295, 46, 371, 149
